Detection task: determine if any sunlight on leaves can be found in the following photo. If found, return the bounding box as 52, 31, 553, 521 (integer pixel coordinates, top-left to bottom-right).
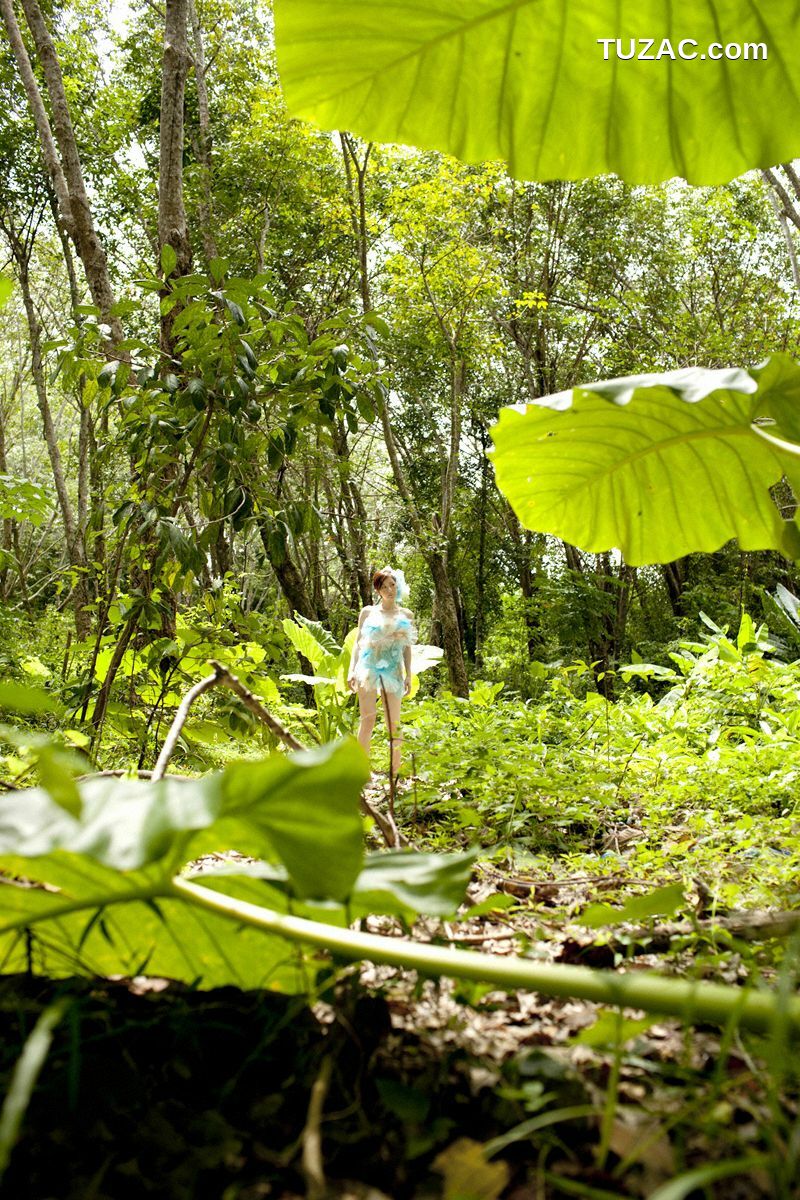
274, 1, 800, 184
491, 355, 800, 565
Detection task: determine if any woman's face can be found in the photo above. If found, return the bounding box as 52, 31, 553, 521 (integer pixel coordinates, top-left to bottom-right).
378, 575, 397, 603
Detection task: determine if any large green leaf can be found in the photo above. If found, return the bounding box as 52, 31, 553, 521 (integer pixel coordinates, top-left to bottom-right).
0, 853, 308, 991
490, 354, 800, 565
0, 740, 369, 988
189, 847, 475, 921
215, 740, 368, 901
282, 616, 337, 671
350, 848, 476, 918
0, 682, 63, 716
274, 1, 800, 185
0, 740, 368, 894
0, 776, 220, 871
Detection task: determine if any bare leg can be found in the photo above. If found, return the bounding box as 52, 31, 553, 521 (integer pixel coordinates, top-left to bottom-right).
356, 687, 378, 757
382, 689, 403, 776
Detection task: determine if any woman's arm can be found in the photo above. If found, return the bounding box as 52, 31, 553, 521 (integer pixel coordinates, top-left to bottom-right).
402, 608, 414, 695
348, 607, 370, 690
402, 642, 412, 695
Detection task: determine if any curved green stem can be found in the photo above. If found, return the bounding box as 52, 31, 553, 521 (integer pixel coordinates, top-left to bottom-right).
171, 876, 800, 1036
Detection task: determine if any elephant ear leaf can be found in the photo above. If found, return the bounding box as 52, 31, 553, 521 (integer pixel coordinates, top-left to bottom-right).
273, 0, 800, 185
489, 353, 800, 566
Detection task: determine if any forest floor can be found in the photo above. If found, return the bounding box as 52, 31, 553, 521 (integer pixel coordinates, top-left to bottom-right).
2, 629, 800, 1198
2, 784, 796, 1200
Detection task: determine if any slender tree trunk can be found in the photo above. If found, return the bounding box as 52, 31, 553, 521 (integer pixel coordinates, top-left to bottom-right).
331, 419, 371, 605
211, 519, 232, 579
320, 468, 361, 612
502, 504, 543, 656
15, 0, 122, 341
10, 232, 90, 636
52, 193, 99, 607
763, 174, 800, 291
440, 357, 464, 538
613, 563, 635, 662
428, 553, 469, 695
0, 392, 13, 599
10, 523, 33, 614
563, 541, 584, 574
375, 388, 468, 692
0, 0, 73, 240
473, 439, 490, 664
340, 133, 372, 313
258, 522, 319, 618
159, 0, 192, 345
187, 0, 217, 263
341, 133, 469, 693
91, 615, 135, 737
663, 558, 688, 617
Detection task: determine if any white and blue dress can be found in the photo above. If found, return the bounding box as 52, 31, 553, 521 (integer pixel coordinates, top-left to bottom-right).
354, 607, 415, 697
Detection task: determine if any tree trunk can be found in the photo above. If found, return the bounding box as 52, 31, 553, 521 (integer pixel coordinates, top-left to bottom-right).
0, 0, 73, 242
15, 0, 123, 341
612, 563, 635, 662
376, 388, 469, 693
341, 132, 469, 692
472, 434, 490, 665
258, 523, 319, 618
663, 558, 688, 616
11, 233, 90, 637
331, 419, 371, 605
187, 0, 217, 263
159, 0, 192, 349
0, 391, 13, 599
159, 0, 192, 273
503, 506, 544, 657
428, 553, 469, 695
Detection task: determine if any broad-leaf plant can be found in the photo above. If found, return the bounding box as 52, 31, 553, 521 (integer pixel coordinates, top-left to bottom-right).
2, 0, 800, 1055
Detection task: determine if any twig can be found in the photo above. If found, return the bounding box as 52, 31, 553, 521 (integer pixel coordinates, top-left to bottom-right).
625, 909, 800, 947
77, 770, 199, 784
560, 909, 800, 964
441, 930, 518, 945
360, 792, 406, 848
301, 1054, 333, 1200
209, 660, 304, 751
380, 679, 397, 816
78, 769, 159, 780
152, 663, 405, 853
492, 872, 668, 896
152, 669, 223, 781
378, 679, 403, 849
152, 661, 305, 779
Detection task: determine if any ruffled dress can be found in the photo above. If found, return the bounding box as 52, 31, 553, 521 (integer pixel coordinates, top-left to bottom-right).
354, 607, 415, 697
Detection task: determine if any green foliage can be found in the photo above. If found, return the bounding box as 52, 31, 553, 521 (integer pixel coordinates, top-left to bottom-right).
0, 476, 50, 526
282, 614, 357, 740
0, 739, 367, 884
579, 883, 685, 928
274, 1, 800, 184
401, 614, 800, 914
0, 730, 480, 990
0, 738, 367, 988
2, 642, 797, 1032
490, 354, 800, 565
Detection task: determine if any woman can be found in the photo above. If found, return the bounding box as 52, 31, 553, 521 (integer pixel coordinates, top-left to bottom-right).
348, 566, 415, 775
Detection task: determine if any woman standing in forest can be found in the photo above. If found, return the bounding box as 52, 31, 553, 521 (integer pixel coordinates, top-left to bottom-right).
348, 567, 415, 775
